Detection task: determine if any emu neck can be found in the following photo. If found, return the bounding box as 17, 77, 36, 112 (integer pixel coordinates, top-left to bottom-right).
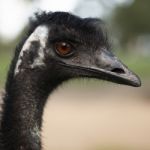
1, 70, 56, 150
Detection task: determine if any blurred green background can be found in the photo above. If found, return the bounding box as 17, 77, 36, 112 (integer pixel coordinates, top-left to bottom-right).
0, 0, 150, 150
0, 0, 150, 87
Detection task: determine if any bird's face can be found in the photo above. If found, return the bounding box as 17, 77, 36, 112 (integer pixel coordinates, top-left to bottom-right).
43, 20, 141, 87
15, 12, 141, 87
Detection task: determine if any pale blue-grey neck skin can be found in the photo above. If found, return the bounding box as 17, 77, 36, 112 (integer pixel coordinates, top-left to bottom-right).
14, 25, 49, 76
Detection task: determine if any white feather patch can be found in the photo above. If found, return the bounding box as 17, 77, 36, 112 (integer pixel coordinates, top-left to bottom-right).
31, 124, 41, 139
14, 25, 49, 76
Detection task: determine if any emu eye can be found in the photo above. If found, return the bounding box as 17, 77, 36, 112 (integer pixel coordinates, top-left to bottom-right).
55, 42, 73, 57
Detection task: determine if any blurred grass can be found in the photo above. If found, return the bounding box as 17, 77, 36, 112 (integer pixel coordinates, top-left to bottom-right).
0, 51, 12, 87
0, 51, 150, 87
118, 53, 150, 78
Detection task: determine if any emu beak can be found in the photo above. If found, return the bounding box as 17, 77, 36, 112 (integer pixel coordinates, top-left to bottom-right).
91, 49, 141, 87
58, 49, 141, 87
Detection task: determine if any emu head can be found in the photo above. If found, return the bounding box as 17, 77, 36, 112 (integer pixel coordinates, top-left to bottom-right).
14, 12, 141, 87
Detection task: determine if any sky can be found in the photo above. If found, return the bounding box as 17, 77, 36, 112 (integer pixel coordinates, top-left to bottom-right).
0, 0, 130, 41
0, 0, 79, 40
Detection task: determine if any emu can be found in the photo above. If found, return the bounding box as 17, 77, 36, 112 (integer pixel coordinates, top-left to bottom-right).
0, 11, 141, 150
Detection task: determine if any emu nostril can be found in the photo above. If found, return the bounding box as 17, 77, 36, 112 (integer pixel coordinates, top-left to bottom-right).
111, 68, 125, 74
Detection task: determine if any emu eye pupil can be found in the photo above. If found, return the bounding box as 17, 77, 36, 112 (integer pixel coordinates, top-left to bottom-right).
55, 42, 71, 56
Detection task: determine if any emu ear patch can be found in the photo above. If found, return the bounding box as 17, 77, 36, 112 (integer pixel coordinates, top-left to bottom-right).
14, 25, 49, 75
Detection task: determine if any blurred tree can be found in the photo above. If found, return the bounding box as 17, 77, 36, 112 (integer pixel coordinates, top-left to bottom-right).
112, 0, 150, 47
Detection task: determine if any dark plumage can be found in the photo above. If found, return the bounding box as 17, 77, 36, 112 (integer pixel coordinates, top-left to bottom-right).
0, 11, 141, 150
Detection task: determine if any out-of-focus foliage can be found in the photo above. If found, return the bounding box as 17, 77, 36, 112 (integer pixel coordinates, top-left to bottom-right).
0, 28, 27, 86
0, 39, 15, 86
0, 0, 150, 87
112, 0, 150, 46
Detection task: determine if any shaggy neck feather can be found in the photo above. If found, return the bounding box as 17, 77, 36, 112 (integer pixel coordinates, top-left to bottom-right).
1, 69, 58, 150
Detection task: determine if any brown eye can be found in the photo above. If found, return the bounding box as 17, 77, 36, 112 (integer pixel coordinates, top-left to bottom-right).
55, 42, 73, 57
